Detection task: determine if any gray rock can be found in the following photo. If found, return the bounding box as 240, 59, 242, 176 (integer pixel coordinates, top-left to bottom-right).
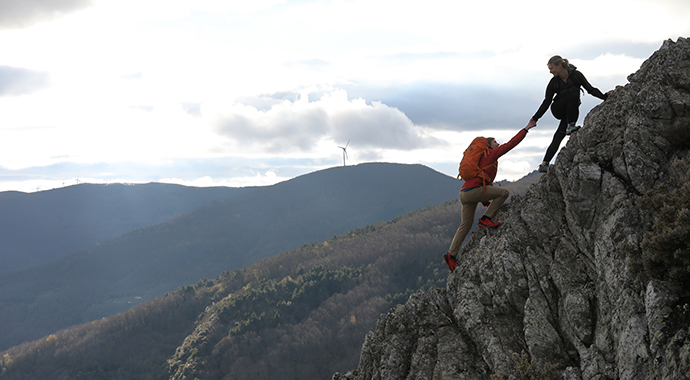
646, 280, 679, 353
337, 37, 690, 380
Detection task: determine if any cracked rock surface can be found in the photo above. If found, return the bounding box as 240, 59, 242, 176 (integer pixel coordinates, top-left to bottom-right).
334, 37, 690, 380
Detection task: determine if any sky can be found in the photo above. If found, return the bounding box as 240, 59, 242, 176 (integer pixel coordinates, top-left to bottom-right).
0, 0, 688, 193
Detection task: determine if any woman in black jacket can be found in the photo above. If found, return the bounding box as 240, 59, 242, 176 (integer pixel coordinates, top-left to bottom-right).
527, 55, 610, 172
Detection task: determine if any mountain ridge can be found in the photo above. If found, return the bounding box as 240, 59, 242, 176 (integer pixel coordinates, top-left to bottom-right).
0, 182, 254, 271
0, 199, 460, 380
0, 162, 466, 350
0, 165, 539, 379
334, 37, 690, 380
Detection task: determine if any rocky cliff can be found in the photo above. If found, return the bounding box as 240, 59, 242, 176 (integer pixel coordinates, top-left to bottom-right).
334, 37, 690, 380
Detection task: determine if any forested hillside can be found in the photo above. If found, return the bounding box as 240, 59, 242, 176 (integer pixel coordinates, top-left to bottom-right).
0, 200, 460, 380
0, 163, 463, 351
0, 169, 538, 380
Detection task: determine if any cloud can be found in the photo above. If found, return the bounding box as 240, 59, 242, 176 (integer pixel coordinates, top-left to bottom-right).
209, 89, 443, 153
565, 41, 662, 60
1, 0, 688, 193
342, 49, 646, 133
0, 66, 51, 96
0, 157, 311, 192
0, 0, 93, 29
283, 59, 330, 71
160, 171, 287, 188
343, 83, 538, 131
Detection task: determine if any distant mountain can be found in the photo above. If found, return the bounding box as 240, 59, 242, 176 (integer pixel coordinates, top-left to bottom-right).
0, 166, 541, 380
496, 170, 540, 191
0, 183, 253, 271
0, 163, 541, 380
0, 198, 460, 380
0, 162, 464, 350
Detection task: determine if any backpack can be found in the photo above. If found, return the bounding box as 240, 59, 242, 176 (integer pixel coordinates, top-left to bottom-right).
456, 137, 495, 182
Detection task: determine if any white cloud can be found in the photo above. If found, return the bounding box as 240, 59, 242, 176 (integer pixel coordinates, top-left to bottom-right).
0, 0, 94, 30
0, 0, 689, 191
158, 172, 281, 188
208, 89, 443, 154
0, 66, 51, 96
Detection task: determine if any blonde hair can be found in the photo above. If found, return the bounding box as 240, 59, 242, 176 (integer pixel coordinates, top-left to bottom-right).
548, 55, 569, 69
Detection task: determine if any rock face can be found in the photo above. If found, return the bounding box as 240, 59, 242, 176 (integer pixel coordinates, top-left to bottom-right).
334, 37, 690, 380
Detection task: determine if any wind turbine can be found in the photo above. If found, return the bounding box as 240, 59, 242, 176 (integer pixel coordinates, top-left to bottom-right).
338, 140, 350, 166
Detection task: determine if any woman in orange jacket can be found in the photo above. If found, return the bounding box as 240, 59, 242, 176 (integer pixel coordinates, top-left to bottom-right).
443, 123, 535, 272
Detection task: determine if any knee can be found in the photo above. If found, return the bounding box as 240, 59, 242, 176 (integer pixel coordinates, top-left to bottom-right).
491, 187, 509, 201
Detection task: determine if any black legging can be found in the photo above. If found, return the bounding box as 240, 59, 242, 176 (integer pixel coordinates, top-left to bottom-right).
543, 92, 581, 163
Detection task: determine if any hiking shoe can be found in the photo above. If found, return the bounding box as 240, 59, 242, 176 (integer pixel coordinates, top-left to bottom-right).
565, 124, 581, 135
538, 163, 549, 173
478, 215, 500, 229
443, 253, 457, 272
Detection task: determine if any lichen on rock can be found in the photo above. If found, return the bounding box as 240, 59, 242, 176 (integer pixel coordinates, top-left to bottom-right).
335, 37, 690, 380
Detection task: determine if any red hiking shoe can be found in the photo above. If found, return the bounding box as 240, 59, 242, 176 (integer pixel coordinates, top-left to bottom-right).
478, 215, 500, 229
443, 253, 457, 272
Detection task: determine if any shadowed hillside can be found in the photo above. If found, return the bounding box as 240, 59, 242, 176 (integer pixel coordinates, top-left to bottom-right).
0, 163, 463, 350
0, 163, 538, 379
0, 183, 253, 271
334, 37, 690, 380
0, 198, 462, 380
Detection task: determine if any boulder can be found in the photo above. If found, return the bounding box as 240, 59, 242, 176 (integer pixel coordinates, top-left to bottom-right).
336, 37, 690, 380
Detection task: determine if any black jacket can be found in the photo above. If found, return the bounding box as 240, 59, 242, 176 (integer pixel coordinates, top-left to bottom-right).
532, 64, 608, 121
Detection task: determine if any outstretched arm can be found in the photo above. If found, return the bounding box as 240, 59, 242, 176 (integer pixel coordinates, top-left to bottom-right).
489, 124, 534, 160
532, 78, 556, 122
576, 71, 608, 100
